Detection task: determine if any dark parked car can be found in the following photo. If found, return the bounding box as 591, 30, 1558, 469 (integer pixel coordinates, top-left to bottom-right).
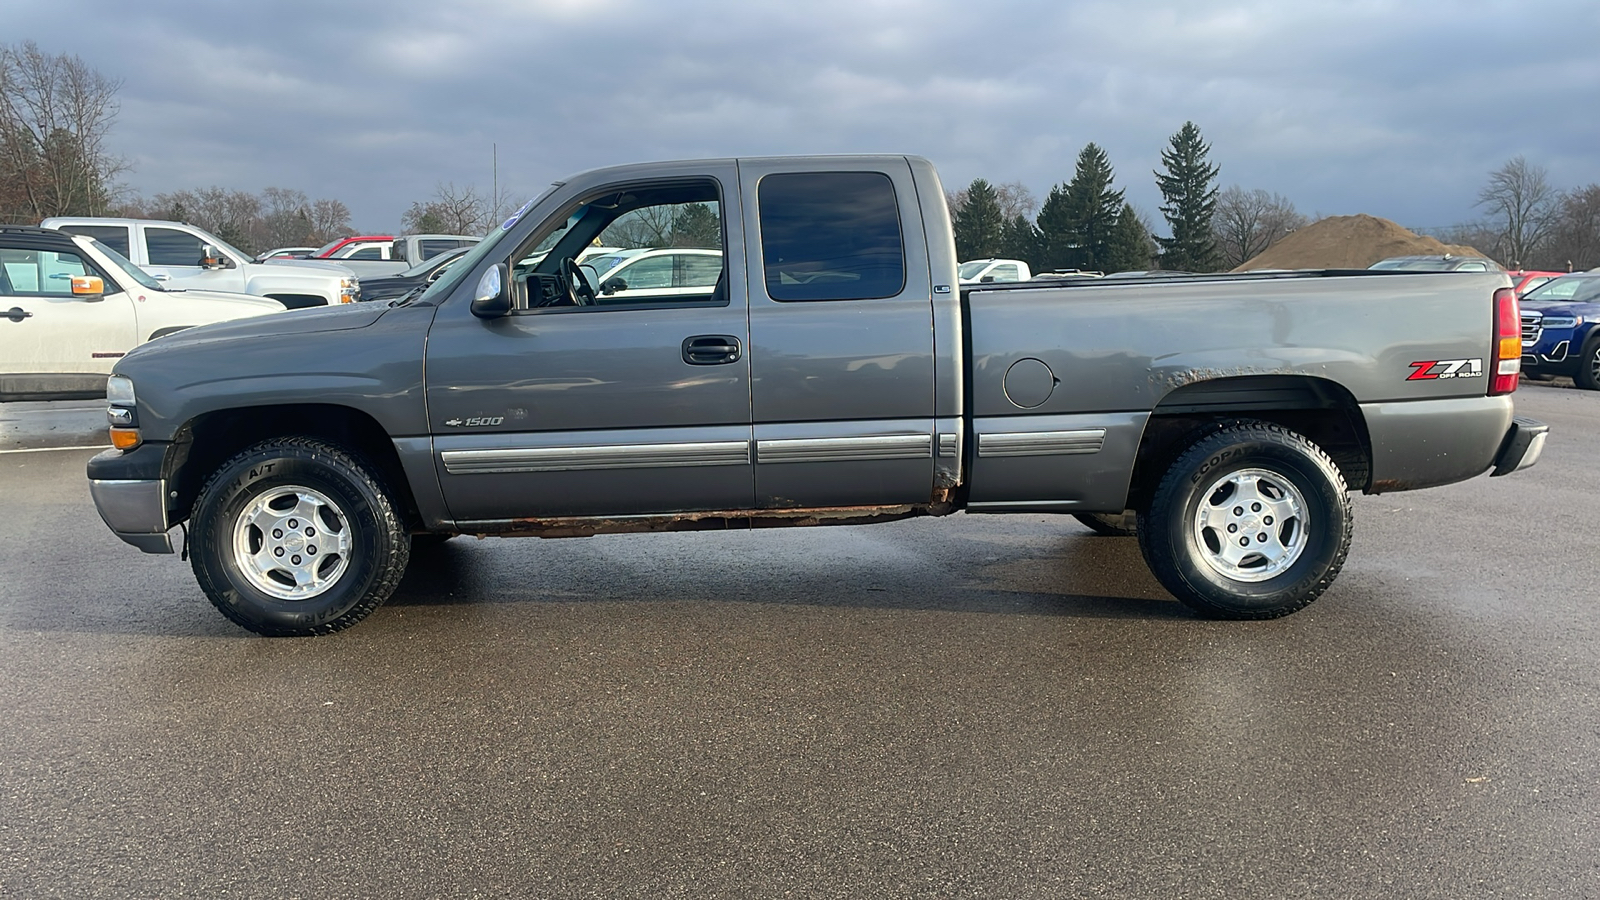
355, 246, 472, 302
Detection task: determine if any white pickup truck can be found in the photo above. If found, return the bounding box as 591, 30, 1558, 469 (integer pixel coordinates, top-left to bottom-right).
0, 225, 284, 400
293, 234, 481, 279
40, 218, 360, 309
958, 258, 1032, 283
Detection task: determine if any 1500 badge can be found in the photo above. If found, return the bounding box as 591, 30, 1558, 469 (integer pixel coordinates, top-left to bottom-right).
1407, 358, 1484, 380
443, 417, 505, 427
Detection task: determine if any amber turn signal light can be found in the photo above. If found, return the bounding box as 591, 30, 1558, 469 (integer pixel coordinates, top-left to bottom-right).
109, 427, 141, 450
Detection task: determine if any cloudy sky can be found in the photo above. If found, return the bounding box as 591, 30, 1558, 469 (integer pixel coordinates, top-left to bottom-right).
10, 0, 1599, 234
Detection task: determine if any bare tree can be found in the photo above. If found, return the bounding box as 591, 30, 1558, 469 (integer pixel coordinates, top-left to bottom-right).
308, 198, 351, 244
0, 40, 127, 219
402, 182, 489, 235
1213, 185, 1308, 268
1477, 156, 1557, 268
1542, 184, 1600, 272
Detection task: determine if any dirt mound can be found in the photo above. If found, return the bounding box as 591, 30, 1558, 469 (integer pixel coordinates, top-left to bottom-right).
1233, 214, 1486, 271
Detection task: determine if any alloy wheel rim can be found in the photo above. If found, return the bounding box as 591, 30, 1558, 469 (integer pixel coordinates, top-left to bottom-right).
231, 485, 353, 600
1192, 467, 1308, 583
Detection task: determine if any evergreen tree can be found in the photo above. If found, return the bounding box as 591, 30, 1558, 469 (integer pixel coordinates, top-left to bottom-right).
999, 214, 1041, 269
1060, 143, 1125, 272
669, 202, 722, 248
1103, 202, 1155, 273
1034, 183, 1078, 272
1154, 121, 1222, 271
952, 178, 1004, 261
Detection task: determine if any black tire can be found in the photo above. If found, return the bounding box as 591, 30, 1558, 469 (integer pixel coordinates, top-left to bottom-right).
1137, 421, 1352, 619
1575, 336, 1600, 391
189, 437, 410, 636
1073, 510, 1138, 537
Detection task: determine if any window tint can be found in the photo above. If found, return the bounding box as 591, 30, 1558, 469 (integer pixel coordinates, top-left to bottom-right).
0, 248, 89, 295
758, 172, 905, 301
616, 255, 673, 290
419, 239, 466, 259
146, 227, 206, 267
676, 253, 723, 287
60, 225, 130, 257
346, 246, 384, 260
990, 264, 1018, 281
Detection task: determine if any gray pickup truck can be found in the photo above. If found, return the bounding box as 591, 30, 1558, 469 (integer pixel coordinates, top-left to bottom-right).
85, 155, 1548, 636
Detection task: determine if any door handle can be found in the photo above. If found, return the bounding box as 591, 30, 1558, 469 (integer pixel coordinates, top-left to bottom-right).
682, 334, 742, 365
5, 307, 33, 322
150, 273, 171, 281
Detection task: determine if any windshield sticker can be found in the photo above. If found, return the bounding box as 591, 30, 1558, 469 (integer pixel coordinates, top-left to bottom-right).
502, 198, 537, 231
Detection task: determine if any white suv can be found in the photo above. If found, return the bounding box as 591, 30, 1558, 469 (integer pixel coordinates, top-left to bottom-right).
0, 226, 284, 400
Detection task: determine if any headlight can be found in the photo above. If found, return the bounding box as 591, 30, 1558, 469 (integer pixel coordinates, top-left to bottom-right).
106, 374, 136, 406
106, 375, 140, 447
1540, 315, 1581, 328
339, 277, 360, 303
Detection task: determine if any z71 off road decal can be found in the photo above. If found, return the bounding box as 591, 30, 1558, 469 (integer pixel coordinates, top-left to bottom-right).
1407, 358, 1484, 380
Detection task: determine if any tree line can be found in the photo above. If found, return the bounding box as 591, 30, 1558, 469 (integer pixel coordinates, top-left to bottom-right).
950, 121, 1308, 275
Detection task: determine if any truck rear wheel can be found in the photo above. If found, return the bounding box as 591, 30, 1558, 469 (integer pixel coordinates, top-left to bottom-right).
1137, 421, 1351, 619
189, 437, 410, 636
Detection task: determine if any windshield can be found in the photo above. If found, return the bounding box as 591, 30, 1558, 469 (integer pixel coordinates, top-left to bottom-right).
412, 195, 548, 305
958, 261, 989, 278
86, 238, 164, 291
1523, 274, 1600, 304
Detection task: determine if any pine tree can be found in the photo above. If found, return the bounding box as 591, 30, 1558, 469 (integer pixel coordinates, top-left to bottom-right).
1104, 202, 1154, 273
1034, 183, 1077, 272
1154, 121, 1222, 272
999, 214, 1041, 269
1060, 143, 1125, 272
953, 178, 1005, 261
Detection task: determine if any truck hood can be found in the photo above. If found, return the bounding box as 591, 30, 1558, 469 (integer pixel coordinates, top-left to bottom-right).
156, 287, 286, 312
1522, 299, 1600, 315
122, 301, 386, 362
260, 258, 357, 276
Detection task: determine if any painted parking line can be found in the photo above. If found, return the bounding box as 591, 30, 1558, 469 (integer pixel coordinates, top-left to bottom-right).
0, 445, 104, 454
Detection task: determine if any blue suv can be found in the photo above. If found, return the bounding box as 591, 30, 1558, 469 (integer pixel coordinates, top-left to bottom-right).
1520, 272, 1600, 389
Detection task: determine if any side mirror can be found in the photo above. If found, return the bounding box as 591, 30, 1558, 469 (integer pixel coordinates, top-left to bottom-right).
199, 244, 232, 269
71, 275, 105, 300
470, 264, 511, 318
980, 275, 995, 283
600, 277, 626, 295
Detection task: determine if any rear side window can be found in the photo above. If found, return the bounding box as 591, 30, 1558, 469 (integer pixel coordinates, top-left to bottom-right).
146, 227, 206, 266
58, 225, 130, 257
758, 172, 905, 301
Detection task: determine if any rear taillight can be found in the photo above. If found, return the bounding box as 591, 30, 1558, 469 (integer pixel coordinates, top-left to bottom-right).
1490, 287, 1520, 395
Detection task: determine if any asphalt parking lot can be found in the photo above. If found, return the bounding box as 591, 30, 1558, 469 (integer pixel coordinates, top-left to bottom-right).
1, 382, 1597, 899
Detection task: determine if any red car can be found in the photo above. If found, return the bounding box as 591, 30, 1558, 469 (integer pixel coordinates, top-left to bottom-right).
1506, 270, 1565, 297
311, 235, 394, 259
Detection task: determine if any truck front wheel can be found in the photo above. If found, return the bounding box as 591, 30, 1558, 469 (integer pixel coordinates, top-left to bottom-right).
189, 438, 411, 636
1137, 422, 1352, 619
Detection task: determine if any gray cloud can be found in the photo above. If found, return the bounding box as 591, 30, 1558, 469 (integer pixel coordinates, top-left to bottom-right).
10, 0, 1599, 232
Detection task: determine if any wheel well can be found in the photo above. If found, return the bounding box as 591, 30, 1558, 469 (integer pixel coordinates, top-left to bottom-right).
165, 404, 419, 528
1124, 375, 1372, 510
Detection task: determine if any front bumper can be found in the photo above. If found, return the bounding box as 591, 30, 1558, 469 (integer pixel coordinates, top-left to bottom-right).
1491, 417, 1548, 477
87, 447, 174, 553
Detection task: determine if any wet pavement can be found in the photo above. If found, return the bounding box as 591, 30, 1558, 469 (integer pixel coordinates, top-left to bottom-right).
1, 385, 1597, 898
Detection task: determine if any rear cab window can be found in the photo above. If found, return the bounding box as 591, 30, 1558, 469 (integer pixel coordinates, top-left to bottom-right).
56, 224, 130, 258
757, 171, 906, 301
